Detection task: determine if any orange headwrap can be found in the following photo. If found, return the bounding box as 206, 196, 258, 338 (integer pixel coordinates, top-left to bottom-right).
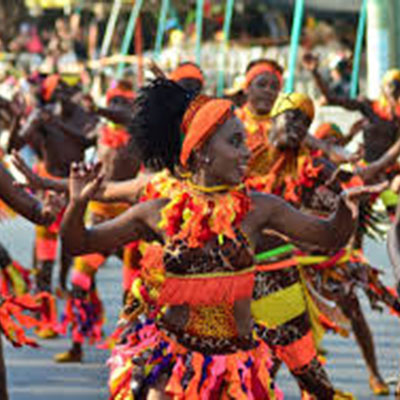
41, 74, 60, 102
106, 87, 135, 105
180, 97, 235, 167
314, 123, 343, 140
170, 64, 204, 84
245, 62, 283, 89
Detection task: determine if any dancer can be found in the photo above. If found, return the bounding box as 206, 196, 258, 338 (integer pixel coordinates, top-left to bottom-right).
170, 61, 204, 95
55, 83, 140, 362
235, 59, 283, 175
0, 160, 63, 400
60, 78, 369, 399
303, 53, 400, 163
9, 74, 98, 338
248, 92, 394, 396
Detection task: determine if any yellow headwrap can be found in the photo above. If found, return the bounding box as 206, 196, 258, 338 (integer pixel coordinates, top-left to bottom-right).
270, 92, 315, 121
382, 69, 400, 87
60, 73, 81, 87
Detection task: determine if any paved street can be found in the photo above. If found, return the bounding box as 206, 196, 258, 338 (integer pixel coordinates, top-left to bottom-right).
2, 217, 400, 399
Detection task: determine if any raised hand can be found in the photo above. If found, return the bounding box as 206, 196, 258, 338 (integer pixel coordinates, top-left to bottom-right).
11, 150, 46, 191
341, 180, 389, 218
69, 162, 104, 203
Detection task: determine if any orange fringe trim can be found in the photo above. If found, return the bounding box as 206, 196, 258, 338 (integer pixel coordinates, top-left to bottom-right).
158, 270, 255, 306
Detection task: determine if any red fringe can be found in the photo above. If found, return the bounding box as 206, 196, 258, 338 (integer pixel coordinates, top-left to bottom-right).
57, 290, 104, 345
0, 293, 44, 347
34, 292, 58, 331
0, 261, 31, 297
158, 272, 254, 306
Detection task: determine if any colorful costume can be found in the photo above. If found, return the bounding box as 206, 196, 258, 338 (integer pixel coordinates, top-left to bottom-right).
58, 200, 130, 344
243, 93, 354, 398
235, 104, 272, 175
109, 179, 280, 400
58, 89, 141, 344
234, 59, 283, 176
109, 97, 281, 399
33, 162, 64, 293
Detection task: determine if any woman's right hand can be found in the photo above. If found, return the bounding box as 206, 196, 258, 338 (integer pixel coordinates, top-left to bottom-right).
69, 162, 104, 204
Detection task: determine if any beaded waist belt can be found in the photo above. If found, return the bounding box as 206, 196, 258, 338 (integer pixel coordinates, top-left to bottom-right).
158, 320, 257, 355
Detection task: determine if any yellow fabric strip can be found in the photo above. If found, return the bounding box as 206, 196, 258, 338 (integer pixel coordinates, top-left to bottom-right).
35, 225, 57, 240
380, 189, 399, 207
88, 201, 129, 218
298, 267, 325, 346
296, 253, 351, 266
251, 282, 306, 328
165, 267, 255, 280
74, 257, 98, 276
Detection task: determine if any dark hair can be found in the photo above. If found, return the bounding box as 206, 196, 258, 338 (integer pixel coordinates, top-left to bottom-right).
129, 78, 193, 172
176, 78, 203, 96
245, 58, 284, 76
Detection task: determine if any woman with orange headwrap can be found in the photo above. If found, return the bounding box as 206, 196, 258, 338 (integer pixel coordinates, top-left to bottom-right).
236, 59, 284, 175
60, 78, 367, 399
170, 61, 204, 96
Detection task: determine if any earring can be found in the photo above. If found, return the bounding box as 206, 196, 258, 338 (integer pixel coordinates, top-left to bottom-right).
204, 157, 211, 165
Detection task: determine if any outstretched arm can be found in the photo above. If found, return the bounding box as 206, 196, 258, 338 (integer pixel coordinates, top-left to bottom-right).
251, 183, 386, 252
96, 107, 131, 126
11, 150, 69, 193
357, 132, 400, 183
50, 116, 96, 147
60, 163, 162, 256
11, 151, 152, 203
252, 193, 354, 252
303, 53, 375, 120
93, 173, 153, 203
305, 134, 359, 165
341, 118, 366, 145
0, 162, 61, 225
9, 109, 41, 151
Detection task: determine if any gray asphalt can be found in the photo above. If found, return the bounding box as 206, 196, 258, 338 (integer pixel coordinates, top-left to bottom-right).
2, 217, 400, 399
